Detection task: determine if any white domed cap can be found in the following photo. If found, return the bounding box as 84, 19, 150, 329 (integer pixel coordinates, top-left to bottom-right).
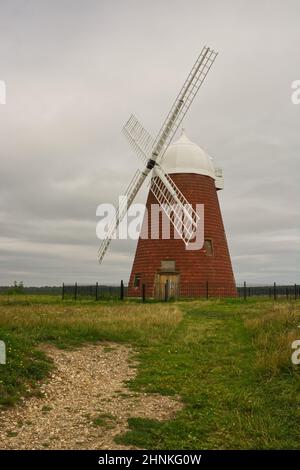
161, 130, 215, 179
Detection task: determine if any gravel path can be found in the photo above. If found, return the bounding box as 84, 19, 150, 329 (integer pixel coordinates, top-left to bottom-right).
0, 343, 182, 449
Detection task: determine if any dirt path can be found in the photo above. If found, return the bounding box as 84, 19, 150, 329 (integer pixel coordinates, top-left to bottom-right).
0, 343, 182, 450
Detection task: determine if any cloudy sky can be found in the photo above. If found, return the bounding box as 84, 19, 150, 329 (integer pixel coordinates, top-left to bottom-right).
0, 0, 299, 286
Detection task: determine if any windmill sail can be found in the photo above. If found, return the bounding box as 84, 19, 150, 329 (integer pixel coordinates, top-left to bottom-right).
97, 169, 144, 263
153, 46, 218, 165
122, 114, 155, 164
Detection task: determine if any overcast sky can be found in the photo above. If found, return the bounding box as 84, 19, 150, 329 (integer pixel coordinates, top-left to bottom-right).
0, 0, 299, 286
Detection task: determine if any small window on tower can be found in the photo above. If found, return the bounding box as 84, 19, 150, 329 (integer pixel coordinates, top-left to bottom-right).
134, 273, 141, 288
204, 239, 213, 256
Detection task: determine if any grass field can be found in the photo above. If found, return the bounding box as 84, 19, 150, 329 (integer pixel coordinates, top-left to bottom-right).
1, 295, 300, 449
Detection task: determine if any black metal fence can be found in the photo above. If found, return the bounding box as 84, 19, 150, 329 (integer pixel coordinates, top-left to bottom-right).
62, 282, 128, 301
61, 281, 300, 302
237, 282, 300, 300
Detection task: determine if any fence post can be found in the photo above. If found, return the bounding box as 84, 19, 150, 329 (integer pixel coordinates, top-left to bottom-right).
95, 282, 98, 301
120, 280, 124, 300
295, 284, 297, 300
142, 284, 146, 302
165, 281, 169, 302
286, 287, 288, 300
62, 282, 65, 301
206, 280, 209, 300
243, 281, 247, 301
273, 282, 277, 301
74, 282, 78, 301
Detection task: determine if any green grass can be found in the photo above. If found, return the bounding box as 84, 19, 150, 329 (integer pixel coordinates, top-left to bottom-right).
91, 413, 116, 428
0, 295, 300, 448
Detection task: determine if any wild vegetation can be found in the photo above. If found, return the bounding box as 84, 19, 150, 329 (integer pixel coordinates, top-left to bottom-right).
0, 295, 300, 449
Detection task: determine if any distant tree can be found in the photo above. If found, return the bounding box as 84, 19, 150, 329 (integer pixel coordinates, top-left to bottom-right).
7, 281, 25, 295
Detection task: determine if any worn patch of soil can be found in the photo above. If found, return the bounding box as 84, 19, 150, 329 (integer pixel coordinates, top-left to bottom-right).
0, 343, 182, 449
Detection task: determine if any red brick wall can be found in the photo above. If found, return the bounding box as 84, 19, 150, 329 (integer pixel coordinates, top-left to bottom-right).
128, 173, 236, 297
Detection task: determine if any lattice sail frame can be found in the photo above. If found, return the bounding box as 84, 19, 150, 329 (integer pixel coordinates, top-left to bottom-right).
150, 166, 199, 244
122, 114, 154, 165
152, 47, 218, 165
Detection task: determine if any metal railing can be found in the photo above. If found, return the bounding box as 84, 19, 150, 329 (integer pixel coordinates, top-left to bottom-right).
59, 281, 300, 302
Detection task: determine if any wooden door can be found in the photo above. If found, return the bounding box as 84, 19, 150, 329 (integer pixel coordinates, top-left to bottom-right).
156, 273, 180, 300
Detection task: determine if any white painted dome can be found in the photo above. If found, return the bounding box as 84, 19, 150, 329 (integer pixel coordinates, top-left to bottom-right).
161, 130, 216, 179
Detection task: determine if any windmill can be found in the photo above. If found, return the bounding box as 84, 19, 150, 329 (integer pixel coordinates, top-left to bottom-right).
98, 46, 218, 264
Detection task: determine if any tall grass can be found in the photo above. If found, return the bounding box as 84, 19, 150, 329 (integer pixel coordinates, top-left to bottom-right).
244, 302, 300, 377
0, 302, 182, 345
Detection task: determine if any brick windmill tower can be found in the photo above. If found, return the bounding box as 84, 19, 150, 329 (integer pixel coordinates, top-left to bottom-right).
97, 46, 236, 297
128, 130, 236, 298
